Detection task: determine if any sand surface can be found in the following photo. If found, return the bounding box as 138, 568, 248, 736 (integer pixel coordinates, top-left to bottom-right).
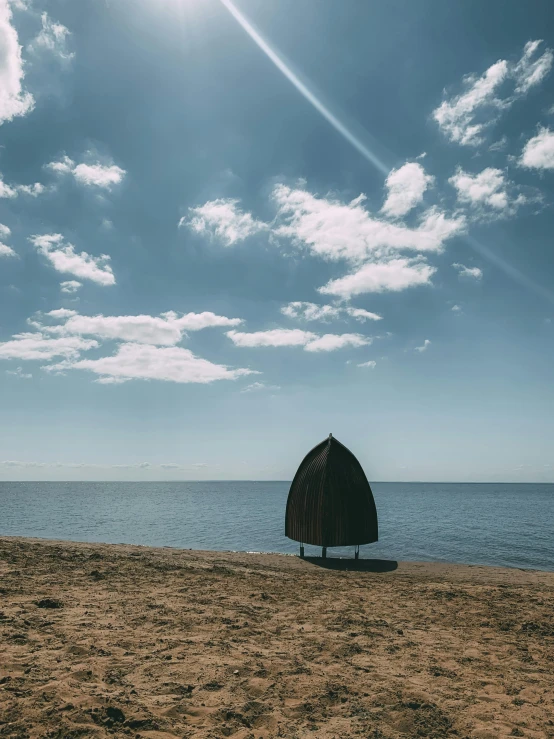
1, 537, 553, 739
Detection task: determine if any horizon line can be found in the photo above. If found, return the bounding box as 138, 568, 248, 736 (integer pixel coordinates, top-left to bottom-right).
1, 479, 553, 485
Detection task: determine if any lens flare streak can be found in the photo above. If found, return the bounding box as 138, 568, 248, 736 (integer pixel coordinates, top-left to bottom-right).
219, 0, 390, 176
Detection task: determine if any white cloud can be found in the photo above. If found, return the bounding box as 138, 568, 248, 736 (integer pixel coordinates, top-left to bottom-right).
16, 182, 45, 196
489, 135, 508, 152
227, 328, 370, 353
449, 167, 510, 211
304, 333, 370, 352
240, 381, 280, 393
319, 259, 436, 298
58, 342, 257, 385
46, 308, 77, 319
381, 162, 434, 218
345, 307, 382, 322
0, 460, 47, 467
175, 311, 243, 331
27, 12, 74, 62
73, 163, 125, 188
433, 60, 509, 146
357, 360, 376, 369
40, 309, 243, 346
47, 154, 74, 175
453, 262, 483, 280
513, 40, 553, 94
433, 40, 553, 146
227, 328, 316, 348
0, 223, 11, 238
273, 185, 464, 263
0, 332, 98, 360
0, 176, 47, 198
281, 301, 382, 322
0, 242, 16, 257
415, 339, 431, 353
6, 365, 32, 378
60, 280, 81, 294
46, 155, 126, 189
30, 233, 116, 286
183, 198, 268, 246
0, 0, 34, 125
188, 184, 464, 302
0, 177, 17, 198
0, 459, 211, 469
281, 301, 341, 321
519, 127, 554, 170
451, 304, 462, 312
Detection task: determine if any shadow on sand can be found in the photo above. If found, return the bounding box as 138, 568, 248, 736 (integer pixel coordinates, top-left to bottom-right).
304, 557, 398, 572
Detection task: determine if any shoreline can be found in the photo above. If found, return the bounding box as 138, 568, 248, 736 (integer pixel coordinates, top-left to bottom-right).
1, 536, 553, 737
2, 534, 554, 576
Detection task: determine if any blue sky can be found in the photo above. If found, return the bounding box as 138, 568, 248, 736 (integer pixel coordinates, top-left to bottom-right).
1, 0, 553, 482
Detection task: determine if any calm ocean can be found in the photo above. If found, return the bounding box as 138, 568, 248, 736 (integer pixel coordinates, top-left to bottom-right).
1, 481, 553, 571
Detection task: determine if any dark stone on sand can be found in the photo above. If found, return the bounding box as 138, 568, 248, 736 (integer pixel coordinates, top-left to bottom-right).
105, 706, 125, 723
36, 598, 64, 609
124, 717, 161, 730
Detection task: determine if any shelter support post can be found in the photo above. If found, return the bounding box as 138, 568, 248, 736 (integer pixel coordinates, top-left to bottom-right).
300, 544, 304, 558
322, 546, 327, 559
355, 545, 359, 560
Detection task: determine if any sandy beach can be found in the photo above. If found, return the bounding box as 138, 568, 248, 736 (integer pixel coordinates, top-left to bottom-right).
1, 537, 553, 738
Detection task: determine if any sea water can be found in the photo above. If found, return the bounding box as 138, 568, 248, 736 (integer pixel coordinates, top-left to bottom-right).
0, 481, 553, 571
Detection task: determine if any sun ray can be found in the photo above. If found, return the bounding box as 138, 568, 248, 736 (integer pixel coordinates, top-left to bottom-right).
219, 0, 390, 177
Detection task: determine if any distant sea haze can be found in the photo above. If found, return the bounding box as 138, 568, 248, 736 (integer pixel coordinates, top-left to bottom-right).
1, 482, 553, 572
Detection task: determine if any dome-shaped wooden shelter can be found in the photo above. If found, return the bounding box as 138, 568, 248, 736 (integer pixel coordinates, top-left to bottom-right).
285, 434, 378, 558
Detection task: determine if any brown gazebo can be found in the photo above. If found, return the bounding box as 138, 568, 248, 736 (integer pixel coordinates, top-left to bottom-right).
285, 434, 378, 558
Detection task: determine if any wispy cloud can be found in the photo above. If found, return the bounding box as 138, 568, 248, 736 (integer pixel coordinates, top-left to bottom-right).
513, 39, 553, 93
240, 381, 280, 393
227, 328, 371, 352
46, 155, 126, 189
357, 360, 376, 368
281, 301, 382, 322
453, 262, 483, 280
27, 12, 74, 62
182, 198, 268, 246
415, 339, 431, 353
0, 333, 98, 361
30, 234, 116, 286
345, 307, 382, 322
5, 366, 32, 379
303, 333, 370, 352
60, 280, 82, 294
433, 40, 553, 146
0, 459, 213, 470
